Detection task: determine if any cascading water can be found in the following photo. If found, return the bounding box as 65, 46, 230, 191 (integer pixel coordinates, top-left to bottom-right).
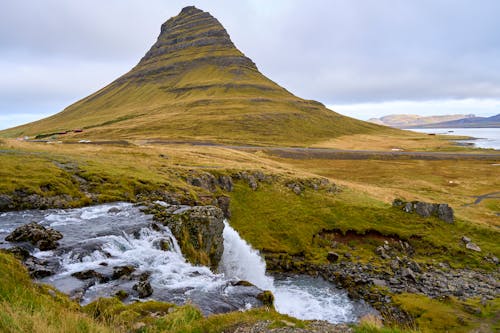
220, 222, 374, 323
0, 203, 375, 323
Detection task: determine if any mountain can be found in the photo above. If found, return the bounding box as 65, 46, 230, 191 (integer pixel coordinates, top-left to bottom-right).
411, 114, 500, 128
1, 6, 391, 146
367, 114, 476, 128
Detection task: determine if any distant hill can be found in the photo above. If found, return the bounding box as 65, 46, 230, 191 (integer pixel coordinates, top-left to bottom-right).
368, 114, 475, 128
0, 6, 394, 146
411, 114, 500, 128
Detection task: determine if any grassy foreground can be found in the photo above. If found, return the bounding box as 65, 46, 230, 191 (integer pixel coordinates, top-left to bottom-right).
0, 138, 498, 332
0, 251, 315, 333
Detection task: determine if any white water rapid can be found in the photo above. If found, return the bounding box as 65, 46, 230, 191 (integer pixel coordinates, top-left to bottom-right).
220, 221, 370, 323
0, 203, 374, 323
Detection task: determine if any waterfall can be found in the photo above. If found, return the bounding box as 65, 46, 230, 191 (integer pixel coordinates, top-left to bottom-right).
220, 220, 375, 323
220, 221, 274, 290
0, 203, 375, 322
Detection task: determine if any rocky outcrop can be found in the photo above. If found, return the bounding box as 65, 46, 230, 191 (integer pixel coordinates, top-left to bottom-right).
6, 222, 63, 250
285, 178, 341, 195
0, 192, 75, 212
186, 172, 234, 193
393, 199, 454, 223
5, 246, 59, 278
146, 204, 224, 271
124, 5, 258, 83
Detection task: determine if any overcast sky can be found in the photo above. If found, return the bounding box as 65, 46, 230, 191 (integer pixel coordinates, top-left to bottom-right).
1, 0, 499, 129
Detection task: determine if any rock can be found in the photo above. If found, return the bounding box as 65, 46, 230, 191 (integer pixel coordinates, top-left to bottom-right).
233, 280, 255, 287
5, 246, 31, 260
488, 256, 498, 265
153, 205, 224, 271
114, 290, 129, 300
238, 172, 259, 190
375, 246, 390, 260
392, 198, 405, 207
248, 176, 258, 191
217, 175, 233, 192
24, 257, 55, 278
72, 270, 108, 282
107, 207, 121, 214
395, 199, 454, 223
401, 268, 417, 281
344, 252, 352, 259
5, 222, 63, 250
372, 279, 387, 287
0, 194, 13, 211
157, 239, 171, 251
292, 185, 302, 195
462, 236, 472, 243
187, 172, 217, 192
414, 202, 437, 218
256, 291, 274, 307
327, 252, 340, 263
437, 204, 454, 223
216, 196, 231, 218
407, 260, 422, 273
390, 259, 400, 271
133, 280, 153, 298
465, 242, 481, 252
112, 265, 136, 279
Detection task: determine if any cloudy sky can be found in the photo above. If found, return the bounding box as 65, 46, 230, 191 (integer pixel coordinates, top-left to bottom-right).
1, 0, 499, 129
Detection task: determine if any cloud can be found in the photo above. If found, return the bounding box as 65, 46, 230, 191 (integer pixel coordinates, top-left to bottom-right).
329, 99, 500, 120
0, 0, 499, 126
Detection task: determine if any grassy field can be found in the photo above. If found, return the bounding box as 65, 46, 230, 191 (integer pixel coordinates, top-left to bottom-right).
0, 138, 498, 332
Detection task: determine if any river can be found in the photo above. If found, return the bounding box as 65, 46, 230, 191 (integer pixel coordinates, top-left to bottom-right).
0, 202, 375, 323
407, 128, 500, 150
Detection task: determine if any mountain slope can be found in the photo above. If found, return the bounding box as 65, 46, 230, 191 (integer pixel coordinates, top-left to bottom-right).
1, 6, 394, 145
412, 114, 500, 128
368, 114, 475, 128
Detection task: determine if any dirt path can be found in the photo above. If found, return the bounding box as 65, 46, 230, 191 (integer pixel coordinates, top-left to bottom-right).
144, 140, 500, 161
463, 192, 500, 207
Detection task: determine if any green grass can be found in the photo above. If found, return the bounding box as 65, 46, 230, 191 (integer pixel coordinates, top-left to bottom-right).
393, 294, 500, 333
0, 250, 312, 333
0, 139, 498, 333
0, 251, 115, 333
229, 181, 499, 269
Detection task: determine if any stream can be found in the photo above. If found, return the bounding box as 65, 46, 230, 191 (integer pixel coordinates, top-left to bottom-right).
0, 202, 375, 323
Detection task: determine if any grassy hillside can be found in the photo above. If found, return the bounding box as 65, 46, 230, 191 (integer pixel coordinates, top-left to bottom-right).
0, 6, 394, 146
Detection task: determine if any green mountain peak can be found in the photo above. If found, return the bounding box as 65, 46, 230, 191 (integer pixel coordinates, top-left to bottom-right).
1, 6, 387, 145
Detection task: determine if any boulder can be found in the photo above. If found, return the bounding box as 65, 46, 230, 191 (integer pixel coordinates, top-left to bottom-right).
465, 242, 481, 252
187, 172, 217, 192
216, 196, 231, 218
292, 185, 302, 195
217, 175, 233, 192
133, 280, 153, 298
153, 205, 224, 271
0, 194, 13, 211
414, 202, 437, 218
24, 257, 56, 278
437, 204, 454, 223
112, 265, 136, 279
401, 267, 417, 281
327, 252, 340, 263
72, 269, 108, 283
5, 222, 63, 250
393, 199, 454, 223
256, 290, 274, 307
